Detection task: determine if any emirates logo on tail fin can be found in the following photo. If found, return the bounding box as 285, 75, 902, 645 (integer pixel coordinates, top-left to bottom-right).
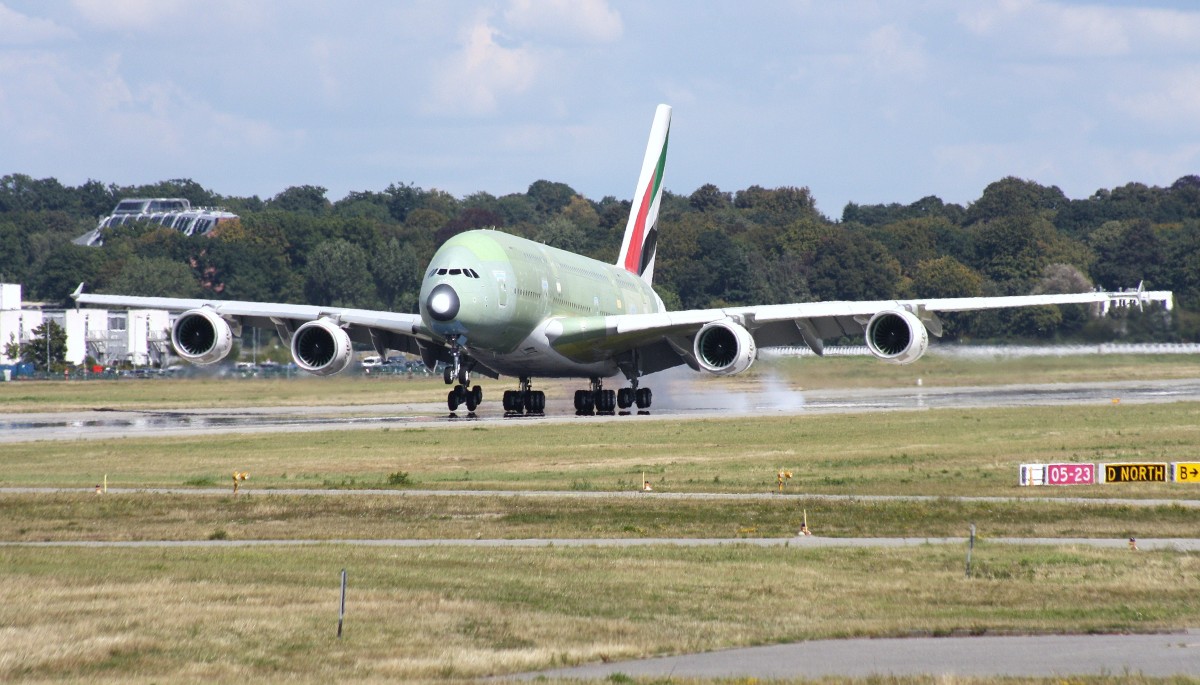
617, 104, 671, 285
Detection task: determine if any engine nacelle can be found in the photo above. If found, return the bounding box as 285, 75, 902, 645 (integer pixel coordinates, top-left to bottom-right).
171, 309, 234, 365
290, 318, 354, 376
694, 320, 757, 376
865, 308, 929, 365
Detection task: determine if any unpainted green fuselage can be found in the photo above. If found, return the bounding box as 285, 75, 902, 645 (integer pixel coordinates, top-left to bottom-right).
418, 229, 663, 378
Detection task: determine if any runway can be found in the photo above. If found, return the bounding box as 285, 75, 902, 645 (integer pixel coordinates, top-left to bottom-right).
4, 377, 1200, 443
515, 631, 1200, 680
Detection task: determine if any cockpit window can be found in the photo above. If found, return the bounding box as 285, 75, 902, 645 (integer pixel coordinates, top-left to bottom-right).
449, 268, 462, 276
467, 269, 480, 278
431, 267, 480, 278
436, 268, 448, 275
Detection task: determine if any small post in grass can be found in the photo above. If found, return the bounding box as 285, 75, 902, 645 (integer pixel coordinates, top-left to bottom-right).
965, 524, 976, 578
337, 568, 347, 638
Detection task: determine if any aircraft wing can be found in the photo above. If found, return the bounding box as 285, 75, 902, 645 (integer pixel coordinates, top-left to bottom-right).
598, 287, 1170, 375
72, 288, 435, 360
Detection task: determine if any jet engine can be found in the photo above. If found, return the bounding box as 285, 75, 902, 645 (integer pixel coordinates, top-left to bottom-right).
290, 318, 354, 376
864, 308, 928, 365
694, 320, 757, 376
171, 308, 234, 365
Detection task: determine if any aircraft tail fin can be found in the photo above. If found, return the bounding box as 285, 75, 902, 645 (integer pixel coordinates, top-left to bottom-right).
617, 104, 671, 285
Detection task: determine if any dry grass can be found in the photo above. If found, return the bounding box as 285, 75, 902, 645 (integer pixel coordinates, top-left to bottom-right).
2, 544, 1197, 683
0, 492, 1195, 542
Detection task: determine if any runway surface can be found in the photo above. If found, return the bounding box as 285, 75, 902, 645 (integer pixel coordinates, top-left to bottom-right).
4, 377, 1200, 443
515, 631, 1200, 680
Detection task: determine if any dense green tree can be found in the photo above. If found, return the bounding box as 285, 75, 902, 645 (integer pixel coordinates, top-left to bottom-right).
527, 180, 576, 218
689, 184, 731, 212
535, 217, 587, 254
303, 239, 376, 308
965, 177, 1067, 225
18, 320, 67, 371
269, 185, 331, 215
806, 232, 901, 301
371, 237, 422, 312
107, 256, 201, 297
30, 244, 103, 303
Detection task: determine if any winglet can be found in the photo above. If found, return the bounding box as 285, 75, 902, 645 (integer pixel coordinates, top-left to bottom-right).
71, 282, 85, 301
616, 104, 671, 285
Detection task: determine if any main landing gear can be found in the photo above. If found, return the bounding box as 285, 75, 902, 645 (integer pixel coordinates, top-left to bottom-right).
573, 377, 652, 415
502, 376, 545, 415
444, 345, 482, 413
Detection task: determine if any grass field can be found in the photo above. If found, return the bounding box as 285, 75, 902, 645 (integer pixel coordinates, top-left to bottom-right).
3, 544, 1198, 683
3, 355, 1200, 683
3, 402, 1200, 500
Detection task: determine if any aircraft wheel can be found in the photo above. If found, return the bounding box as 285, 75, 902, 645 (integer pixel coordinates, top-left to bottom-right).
599, 389, 616, 413
472, 385, 483, 405
465, 391, 478, 412
617, 388, 634, 409
532, 391, 545, 413
443, 366, 453, 385
447, 389, 460, 411
457, 366, 470, 386
635, 387, 652, 409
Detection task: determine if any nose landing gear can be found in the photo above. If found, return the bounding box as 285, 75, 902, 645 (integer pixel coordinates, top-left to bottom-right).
444, 342, 482, 413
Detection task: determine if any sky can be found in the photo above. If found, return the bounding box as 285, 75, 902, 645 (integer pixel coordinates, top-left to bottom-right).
2, 0, 1199, 219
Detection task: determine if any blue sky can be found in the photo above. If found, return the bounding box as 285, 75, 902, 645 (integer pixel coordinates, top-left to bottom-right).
2, 1, 1198, 218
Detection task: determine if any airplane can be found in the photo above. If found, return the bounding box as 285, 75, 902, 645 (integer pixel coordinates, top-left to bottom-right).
74, 104, 1161, 416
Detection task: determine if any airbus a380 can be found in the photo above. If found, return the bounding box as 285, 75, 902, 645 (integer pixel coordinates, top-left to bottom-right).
75, 105, 1159, 415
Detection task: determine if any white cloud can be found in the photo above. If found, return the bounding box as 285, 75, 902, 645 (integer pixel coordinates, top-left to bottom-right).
69, 0, 192, 32
1110, 67, 1200, 127
0, 3, 74, 45
958, 1, 1200, 58
503, 0, 621, 44
862, 24, 927, 78
428, 17, 538, 116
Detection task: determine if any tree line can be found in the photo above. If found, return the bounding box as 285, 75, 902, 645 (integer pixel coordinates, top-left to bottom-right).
0, 172, 1192, 345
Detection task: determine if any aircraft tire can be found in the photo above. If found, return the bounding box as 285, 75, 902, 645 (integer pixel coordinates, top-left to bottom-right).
443, 366, 453, 385
617, 388, 634, 409
636, 387, 652, 409
447, 390, 459, 411
472, 385, 483, 405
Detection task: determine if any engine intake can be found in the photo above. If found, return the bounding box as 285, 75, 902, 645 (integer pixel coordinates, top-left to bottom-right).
694, 320, 756, 376
291, 318, 354, 376
171, 309, 234, 365
865, 308, 928, 365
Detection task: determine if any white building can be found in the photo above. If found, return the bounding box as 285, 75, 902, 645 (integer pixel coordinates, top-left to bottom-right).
0, 283, 172, 367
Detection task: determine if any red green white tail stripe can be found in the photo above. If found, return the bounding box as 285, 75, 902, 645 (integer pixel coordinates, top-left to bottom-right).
617, 104, 671, 284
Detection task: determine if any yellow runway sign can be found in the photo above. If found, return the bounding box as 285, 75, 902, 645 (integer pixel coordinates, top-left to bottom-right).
1101, 463, 1166, 483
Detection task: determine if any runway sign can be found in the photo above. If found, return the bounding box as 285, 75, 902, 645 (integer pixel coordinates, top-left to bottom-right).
1173, 462, 1200, 483
1100, 463, 1167, 483
1046, 463, 1095, 485
1019, 464, 1045, 486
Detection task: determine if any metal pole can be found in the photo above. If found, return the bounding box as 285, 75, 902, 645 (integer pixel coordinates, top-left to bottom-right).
337, 569, 347, 638
965, 524, 976, 578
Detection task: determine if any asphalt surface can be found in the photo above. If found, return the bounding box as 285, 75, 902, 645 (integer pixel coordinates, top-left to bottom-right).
4, 377, 1200, 443
513, 631, 1200, 680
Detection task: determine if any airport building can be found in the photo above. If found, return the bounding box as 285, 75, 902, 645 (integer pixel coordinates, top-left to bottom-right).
0, 283, 172, 368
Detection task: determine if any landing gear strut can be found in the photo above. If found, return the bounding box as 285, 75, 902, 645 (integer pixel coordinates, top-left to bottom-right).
444, 341, 482, 413
503, 376, 545, 415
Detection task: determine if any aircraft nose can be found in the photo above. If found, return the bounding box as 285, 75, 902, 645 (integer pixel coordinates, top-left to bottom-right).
427, 283, 460, 322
